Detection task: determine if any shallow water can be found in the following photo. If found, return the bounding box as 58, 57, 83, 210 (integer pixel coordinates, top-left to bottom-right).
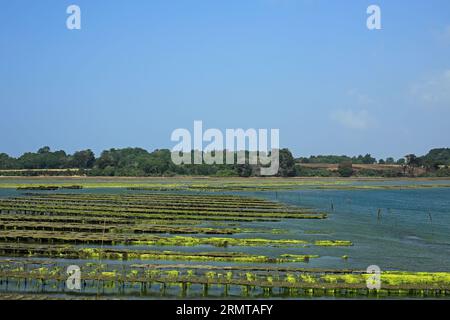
249, 188, 450, 272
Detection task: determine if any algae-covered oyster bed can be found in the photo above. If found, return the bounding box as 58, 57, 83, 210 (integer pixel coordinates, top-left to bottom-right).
0, 260, 449, 299
0, 178, 449, 299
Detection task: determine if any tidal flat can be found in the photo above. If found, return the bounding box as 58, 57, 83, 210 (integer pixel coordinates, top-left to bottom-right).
0, 177, 449, 299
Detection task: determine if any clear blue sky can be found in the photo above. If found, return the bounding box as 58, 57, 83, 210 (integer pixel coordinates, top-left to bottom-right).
1, 0, 449, 159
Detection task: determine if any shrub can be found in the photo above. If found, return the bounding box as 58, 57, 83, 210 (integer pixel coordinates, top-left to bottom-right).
338, 161, 353, 177
436, 167, 450, 177
357, 169, 378, 177
296, 167, 333, 177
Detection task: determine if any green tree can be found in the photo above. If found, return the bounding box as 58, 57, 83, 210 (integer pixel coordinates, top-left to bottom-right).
278, 149, 296, 177
0, 153, 18, 169
236, 164, 253, 177
405, 154, 420, 167
71, 150, 96, 168
38, 146, 51, 154
405, 154, 421, 176
338, 161, 353, 177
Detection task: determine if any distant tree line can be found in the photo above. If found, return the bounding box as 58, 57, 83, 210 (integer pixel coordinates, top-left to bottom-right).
0, 147, 297, 178
297, 148, 450, 177
401, 149, 450, 177
0, 147, 96, 170
297, 153, 405, 165
1, 147, 449, 177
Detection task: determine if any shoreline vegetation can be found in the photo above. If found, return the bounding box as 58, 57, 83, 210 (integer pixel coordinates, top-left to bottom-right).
1, 147, 450, 178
